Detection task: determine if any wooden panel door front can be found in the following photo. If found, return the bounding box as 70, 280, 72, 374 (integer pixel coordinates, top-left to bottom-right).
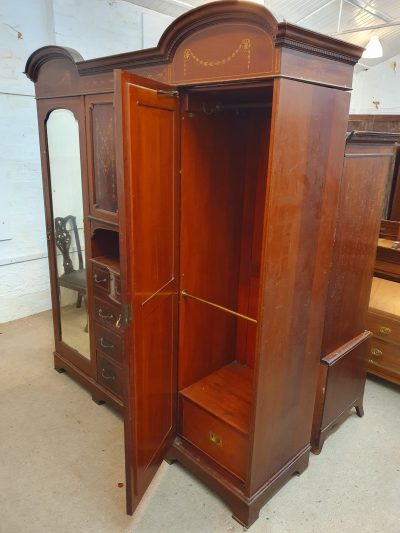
115, 70, 180, 513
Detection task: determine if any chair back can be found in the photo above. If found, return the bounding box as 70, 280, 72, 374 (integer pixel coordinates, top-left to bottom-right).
54, 215, 84, 274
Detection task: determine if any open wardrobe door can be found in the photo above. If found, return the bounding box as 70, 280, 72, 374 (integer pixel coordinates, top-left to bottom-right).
114, 70, 180, 514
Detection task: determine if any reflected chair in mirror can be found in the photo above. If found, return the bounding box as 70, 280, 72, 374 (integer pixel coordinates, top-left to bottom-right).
54, 215, 87, 311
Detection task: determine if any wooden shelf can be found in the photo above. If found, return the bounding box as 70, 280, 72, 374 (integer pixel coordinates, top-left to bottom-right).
179, 362, 252, 435
91, 255, 120, 275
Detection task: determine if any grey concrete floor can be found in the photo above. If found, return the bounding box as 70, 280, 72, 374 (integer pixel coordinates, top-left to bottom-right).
1, 310, 399, 533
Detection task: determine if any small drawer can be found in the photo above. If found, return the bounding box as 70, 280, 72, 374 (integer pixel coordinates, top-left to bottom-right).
179, 396, 248, 481
367, 312, 400, 345
92, 264, 109, 294
95, 323, 122, 363
94, 297, 122, 333
369, 338, 400, 378
97, 355, 123, 398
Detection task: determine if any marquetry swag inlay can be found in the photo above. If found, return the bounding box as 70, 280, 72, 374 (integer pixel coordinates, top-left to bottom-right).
183, 38, 252, 76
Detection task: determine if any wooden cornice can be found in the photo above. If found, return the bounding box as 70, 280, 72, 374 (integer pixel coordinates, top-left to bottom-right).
25, 46, 83, 82
76, 1, 279, 76
276, 23, 363, 65
24, 1, 363, 81
346, 131, 400, 144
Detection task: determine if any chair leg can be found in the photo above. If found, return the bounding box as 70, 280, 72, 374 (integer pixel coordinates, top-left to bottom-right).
76, 293, 83, 308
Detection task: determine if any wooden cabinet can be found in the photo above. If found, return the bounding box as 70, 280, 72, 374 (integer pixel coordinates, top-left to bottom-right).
311, 132, 400, 454
26, 1, 367, 527
368, 277, 400, 385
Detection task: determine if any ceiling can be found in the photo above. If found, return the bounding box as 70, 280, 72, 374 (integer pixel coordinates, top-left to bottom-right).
127, 0, 400, 71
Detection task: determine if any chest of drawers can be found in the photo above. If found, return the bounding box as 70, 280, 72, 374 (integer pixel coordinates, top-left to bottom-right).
368, 277, 400, 385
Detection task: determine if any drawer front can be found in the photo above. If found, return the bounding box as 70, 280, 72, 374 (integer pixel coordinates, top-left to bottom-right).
95, 323, 122, 363
94, 297, 122, 332
369, 338, 400, 377
92, 264, 109, 294
367, 313, 400, 345
180, 397, 248, 481
97, 355, 123, 398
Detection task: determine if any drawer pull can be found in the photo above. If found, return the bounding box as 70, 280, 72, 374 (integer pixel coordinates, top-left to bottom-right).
94, 273, 107, 283
115, 315, 122, 329
101, 369, 115, 381
100, 338, 114, 349
98, 309, 113, 320
371, 348, 383, 358
379, 326, 391, 335
209, 431, 222, 446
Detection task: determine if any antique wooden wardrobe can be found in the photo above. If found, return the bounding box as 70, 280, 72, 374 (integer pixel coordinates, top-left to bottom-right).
311, 132, 400, 453
26, 1, 364, 526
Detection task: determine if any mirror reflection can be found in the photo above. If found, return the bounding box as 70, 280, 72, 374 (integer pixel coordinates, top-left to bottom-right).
47, 109, 90, 359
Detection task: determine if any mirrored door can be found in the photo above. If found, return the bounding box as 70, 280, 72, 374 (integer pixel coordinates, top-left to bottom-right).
46, 108, 90, 360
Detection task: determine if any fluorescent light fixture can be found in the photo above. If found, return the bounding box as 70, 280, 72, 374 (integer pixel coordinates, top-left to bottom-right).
362, 36, 383, 58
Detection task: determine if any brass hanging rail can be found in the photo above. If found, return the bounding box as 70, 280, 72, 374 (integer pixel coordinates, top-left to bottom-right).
181, 290, 257, 324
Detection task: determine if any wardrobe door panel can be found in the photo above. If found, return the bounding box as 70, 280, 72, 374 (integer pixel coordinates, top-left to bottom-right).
37, 97, 94, 378
86, 94, 118, 222
115, 70, 180, 515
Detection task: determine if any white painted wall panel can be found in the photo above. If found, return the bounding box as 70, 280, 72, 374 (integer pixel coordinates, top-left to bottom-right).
350, 54, 400, 115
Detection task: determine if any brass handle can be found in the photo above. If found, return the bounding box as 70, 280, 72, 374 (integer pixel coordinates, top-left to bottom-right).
209, 432, 222, 446
94, 273, 107, 284
101, 369, 115, 381
115, 315, 122, 329
100, 338, 114, 349
379, 326, 391, 336
371, 348, 383, 358
98, 309, 113, 320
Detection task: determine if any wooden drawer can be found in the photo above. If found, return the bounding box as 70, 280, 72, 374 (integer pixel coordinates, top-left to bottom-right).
367, 312, 400, 345
180, 396, 248, 481
94, 323, 122, 363
369, 337, 400, 378
97, 354, 123, 398
92, 263, 109, 294
94, 297, 122, 333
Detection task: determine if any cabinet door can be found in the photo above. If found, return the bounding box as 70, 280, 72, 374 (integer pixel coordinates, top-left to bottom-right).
115, 70, 180, 514
85, 94, 118, 222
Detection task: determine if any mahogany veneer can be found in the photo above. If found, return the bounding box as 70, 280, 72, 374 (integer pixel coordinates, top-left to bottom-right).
367, 277, 400, 385
311, 132, 400, 453
26, 1, 366, 527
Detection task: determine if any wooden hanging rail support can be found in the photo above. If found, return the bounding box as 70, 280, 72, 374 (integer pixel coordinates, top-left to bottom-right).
181, 289, 257, 324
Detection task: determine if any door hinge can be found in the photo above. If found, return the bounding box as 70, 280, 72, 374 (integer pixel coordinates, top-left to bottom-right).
121, 303, 132, 327
157, 90, 179, 97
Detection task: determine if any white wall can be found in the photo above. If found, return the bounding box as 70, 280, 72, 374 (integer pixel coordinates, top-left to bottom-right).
0, 0, 55, 323
0, 0, 173, 324
350, 54, 400, 115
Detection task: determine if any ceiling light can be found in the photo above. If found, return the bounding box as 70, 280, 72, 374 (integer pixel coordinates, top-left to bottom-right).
362, 36, 383, 58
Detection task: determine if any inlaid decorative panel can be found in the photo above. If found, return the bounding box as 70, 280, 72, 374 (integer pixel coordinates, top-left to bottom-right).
90, 102, 118, 216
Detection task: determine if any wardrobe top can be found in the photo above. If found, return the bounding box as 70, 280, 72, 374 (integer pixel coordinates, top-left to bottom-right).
25, 0, 363, 91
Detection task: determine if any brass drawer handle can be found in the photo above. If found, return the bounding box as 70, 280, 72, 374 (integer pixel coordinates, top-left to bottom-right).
94, 273, 107, 284
100, 337, 114, 349
101, 369, 115, 381
379, 326, 391, 335
371, 348, 383, 358
98, 309, 113, 320
209, 431, 222, 446
115, 315, 122, 329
